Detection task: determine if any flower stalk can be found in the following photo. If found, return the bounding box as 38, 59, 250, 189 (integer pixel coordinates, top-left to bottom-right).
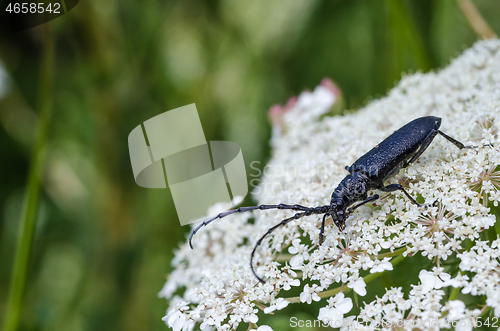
3, 24, 54, 331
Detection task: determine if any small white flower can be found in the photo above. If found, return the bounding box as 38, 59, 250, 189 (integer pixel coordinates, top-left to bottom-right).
286, 84, 336, 124
418, 268, 451, 293
443, 300, 466, 320
264, 298, 289, 314
347, 277, 367, 296
332, 293, 353, 314
300, 284, 321, 304
318, 307, 344, 328
254, 326, 273, 331
370, 257, 393, 273
318, 293, 353, 327
282, 278, 300, 291
442, 273, 469, 288
163, 309, 194, 331
288, 238, 307, 268
243, 313, 258, 324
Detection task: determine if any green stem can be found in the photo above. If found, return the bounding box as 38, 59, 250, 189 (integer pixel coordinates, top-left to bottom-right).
479, 305, 491, 317
363, 253, 405, 284
284, 253, 406, 303
448, 286, 461, 301
3, 24, 54, 331
494, 214, 500, 237
456, 0, 498, 39
275, 254, 293, 262
447, 270, 463, 302
377, 246, 407, 258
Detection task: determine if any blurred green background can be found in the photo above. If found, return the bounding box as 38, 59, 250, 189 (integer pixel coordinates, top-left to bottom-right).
0, 1, 499, 330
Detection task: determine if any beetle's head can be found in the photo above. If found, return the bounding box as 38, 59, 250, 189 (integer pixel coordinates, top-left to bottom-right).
329, 172, 370, 231
330, 198, 347, 231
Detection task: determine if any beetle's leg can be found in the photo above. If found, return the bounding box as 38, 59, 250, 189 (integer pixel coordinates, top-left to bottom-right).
347, 194, 380, 214
250, 211, 309, 283
402, 129, 492, 169
318, 213, 328, 246
402, 129, 439, 168
189, 203, 315, 248
437, 130, 492, 149
379, 184, 425, 207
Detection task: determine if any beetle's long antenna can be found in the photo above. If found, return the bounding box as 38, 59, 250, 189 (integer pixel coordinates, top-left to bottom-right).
250, 210, 317, 283
189, 204, 315, 249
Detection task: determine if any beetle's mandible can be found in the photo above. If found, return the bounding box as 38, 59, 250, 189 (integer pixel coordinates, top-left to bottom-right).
189, 116, 490, 283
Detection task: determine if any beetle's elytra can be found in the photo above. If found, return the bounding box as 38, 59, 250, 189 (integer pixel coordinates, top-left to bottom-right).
189, 116, 490, 283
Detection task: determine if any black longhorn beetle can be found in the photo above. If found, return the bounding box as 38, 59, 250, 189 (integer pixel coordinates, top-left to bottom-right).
189, 116, 490, 283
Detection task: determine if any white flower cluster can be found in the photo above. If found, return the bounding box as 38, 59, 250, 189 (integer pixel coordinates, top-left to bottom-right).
459, 240, 500, 316
357, 270, 482, 331
160, 39, 500, 330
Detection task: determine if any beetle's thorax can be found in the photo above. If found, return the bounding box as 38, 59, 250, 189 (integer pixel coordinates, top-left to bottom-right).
331, 172, 370, 205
